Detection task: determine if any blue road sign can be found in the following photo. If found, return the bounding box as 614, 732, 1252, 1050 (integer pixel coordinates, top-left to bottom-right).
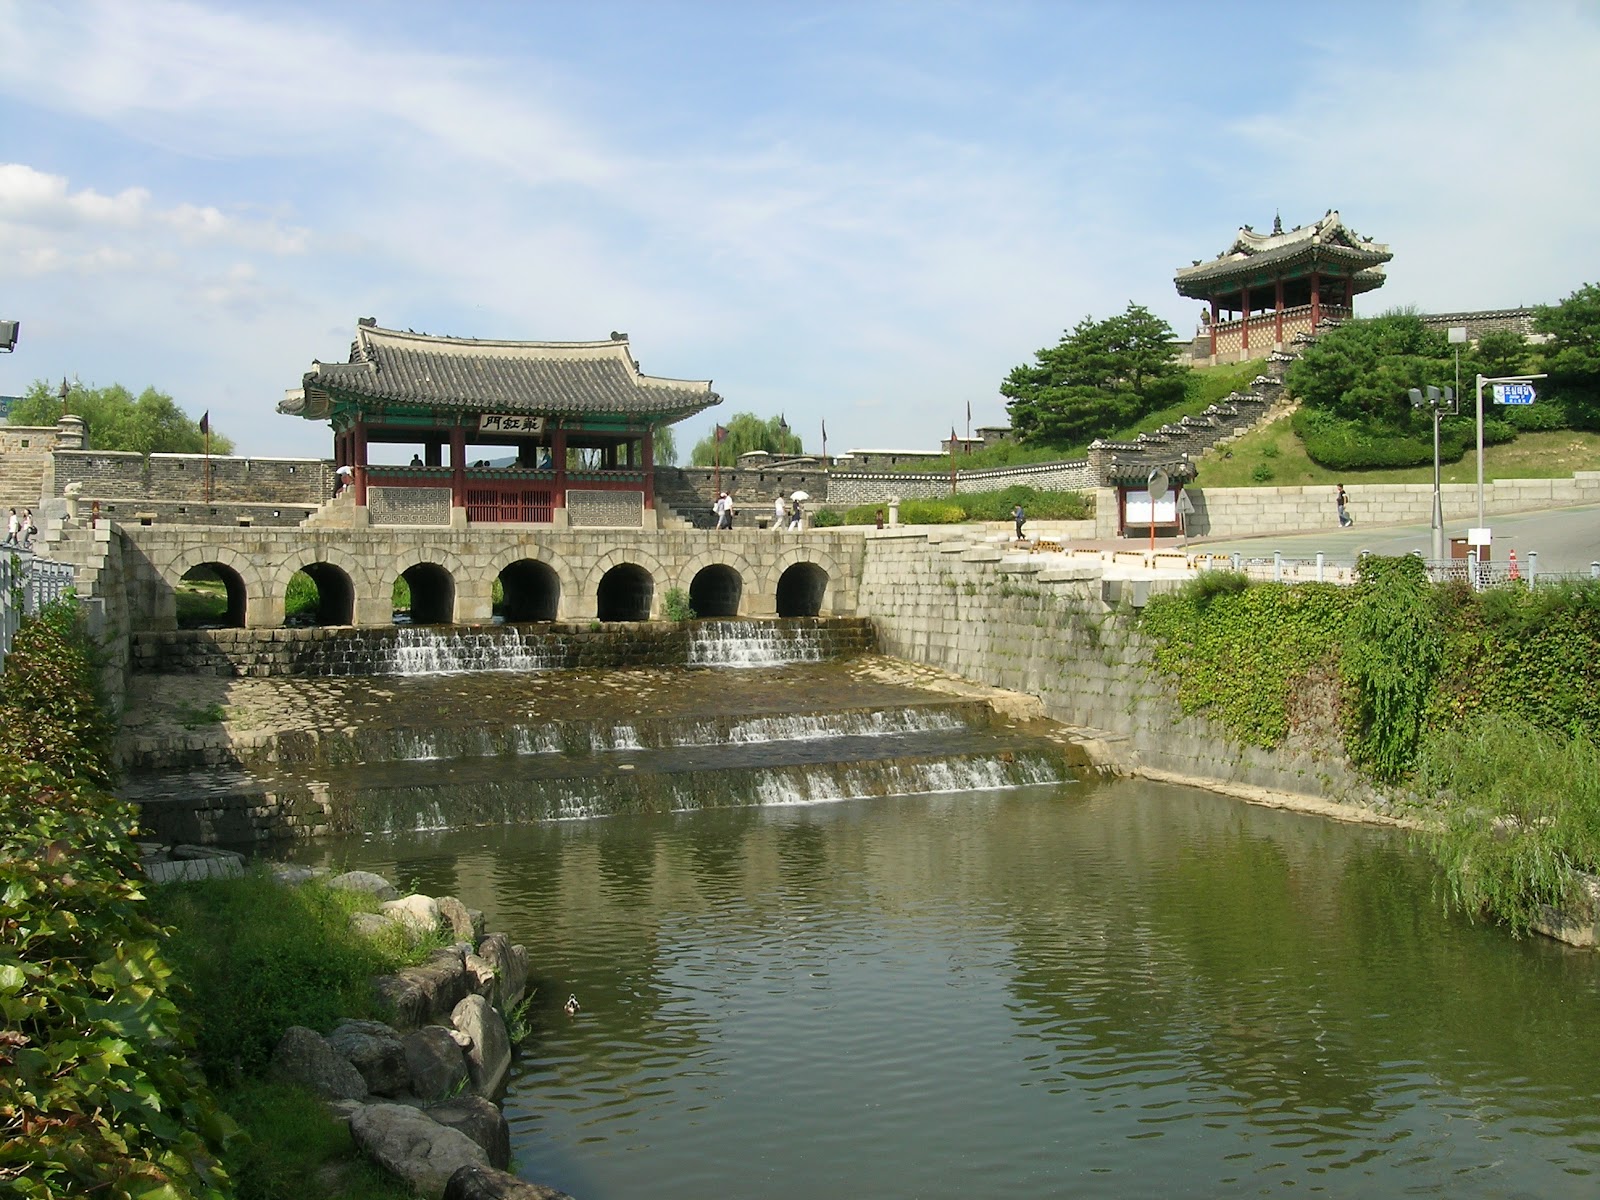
1494, 382, 1537, 405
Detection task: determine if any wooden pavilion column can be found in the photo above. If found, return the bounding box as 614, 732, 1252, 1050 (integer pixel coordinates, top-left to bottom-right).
1311, 270, 1322, 329
552, 427, 568, 510
1209, 297, 1218, 357
353, 416, 369, 506
1241, 286, 1251, 353
1274, 276, 1284, 343
449, 424, 466, 511
642, 428, 655, 510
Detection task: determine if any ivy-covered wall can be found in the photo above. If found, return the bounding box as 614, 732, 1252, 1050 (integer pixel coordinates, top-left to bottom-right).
858, 532, 1377, 804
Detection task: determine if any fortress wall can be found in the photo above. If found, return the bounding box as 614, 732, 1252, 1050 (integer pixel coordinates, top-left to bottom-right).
1186, 474, 1600, 539
52, 450, 329, 506
857, 530, 1376, 804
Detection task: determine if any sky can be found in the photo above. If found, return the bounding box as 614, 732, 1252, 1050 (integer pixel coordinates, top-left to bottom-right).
2, 0, 1597, 460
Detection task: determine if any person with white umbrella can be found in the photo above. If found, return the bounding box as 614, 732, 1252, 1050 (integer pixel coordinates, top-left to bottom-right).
788, 490, 808, 531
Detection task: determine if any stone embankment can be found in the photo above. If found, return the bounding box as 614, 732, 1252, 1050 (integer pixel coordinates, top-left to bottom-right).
147, 856, 573, 1199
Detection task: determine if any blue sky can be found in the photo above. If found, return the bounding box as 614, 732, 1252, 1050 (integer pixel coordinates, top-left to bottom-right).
2, 0, 1596, 459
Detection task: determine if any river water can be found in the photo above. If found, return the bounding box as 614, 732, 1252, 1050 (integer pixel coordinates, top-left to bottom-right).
290, 775, 1600, 1198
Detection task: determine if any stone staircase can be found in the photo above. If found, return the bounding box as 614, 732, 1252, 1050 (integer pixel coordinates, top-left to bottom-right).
1092, 322, 1336, 475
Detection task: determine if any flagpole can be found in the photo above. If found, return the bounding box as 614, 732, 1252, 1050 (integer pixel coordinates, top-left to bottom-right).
202, 410, 212, 503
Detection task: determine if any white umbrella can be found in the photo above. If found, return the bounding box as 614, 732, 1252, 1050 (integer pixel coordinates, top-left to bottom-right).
335, 465, 354, 476
790, 490, 810, 501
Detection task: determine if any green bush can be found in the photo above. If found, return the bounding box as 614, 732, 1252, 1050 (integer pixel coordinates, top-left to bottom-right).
1292, 407, 1515, 471
811, 508, 845, 527
1422, 714, 1600, 932
284, 571, 318, 617
1, 600, 237, 1198
1250, 462, 1274, 482
660, 586, 696, 622
836, 486, 1091, 526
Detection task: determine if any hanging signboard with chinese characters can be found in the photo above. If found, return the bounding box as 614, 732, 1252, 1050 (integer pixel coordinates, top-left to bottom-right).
479, 414, 546, 434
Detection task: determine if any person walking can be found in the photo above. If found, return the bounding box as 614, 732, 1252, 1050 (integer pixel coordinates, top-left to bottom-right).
20, 509, 35, 550
773, 494, 787, 533
4, 509, 16, 547
1335, 484, 1353, 528
1012, 502, 1026, 540
788, 497, 804, 531
714, 492, 733, 530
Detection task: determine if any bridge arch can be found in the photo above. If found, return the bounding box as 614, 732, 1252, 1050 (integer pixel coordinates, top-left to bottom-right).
163, 544, 266, 629
584, 550, 668, 621
675, 549, 757, 620
497, 559, 562, 622
486, 545, 578, 622
775, 562, 829, 617
270, 545, 368, 627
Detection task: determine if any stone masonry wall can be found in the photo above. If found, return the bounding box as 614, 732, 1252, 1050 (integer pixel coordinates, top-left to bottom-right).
857, 530, 1373, 801
53, 450, 331, 508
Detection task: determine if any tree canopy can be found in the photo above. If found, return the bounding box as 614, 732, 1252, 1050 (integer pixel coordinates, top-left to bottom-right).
8, 380, 234, 455
1000, 303, 1184, 447
1534, 281, 1600, 428
689, 412, 802, 465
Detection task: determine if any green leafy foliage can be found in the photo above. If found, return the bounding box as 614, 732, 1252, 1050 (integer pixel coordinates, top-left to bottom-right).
0, 599, 117, 788
690, 412, 802, 465
9, 379, 235, 455
1341, 555, 1444, 782
1139, 576, 1350, 746
0, 601, 237, 1198
1001, 303, 1184, 446
1286, 311, 1536, 470
1421, 714, 1600, 933
660, 587, 696, 622
1534, 281, 1600, 429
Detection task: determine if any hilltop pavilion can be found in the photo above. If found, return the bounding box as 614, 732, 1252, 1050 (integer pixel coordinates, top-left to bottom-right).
1175, 211, 1391, 362
279, 321, 720, 528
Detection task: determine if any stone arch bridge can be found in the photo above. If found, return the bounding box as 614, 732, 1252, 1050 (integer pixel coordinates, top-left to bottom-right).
111, 525, 866, 630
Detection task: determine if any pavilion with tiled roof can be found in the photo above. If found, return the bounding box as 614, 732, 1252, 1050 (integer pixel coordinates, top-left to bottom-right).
1175, 211, 1391, 362
280, 320, 721, 528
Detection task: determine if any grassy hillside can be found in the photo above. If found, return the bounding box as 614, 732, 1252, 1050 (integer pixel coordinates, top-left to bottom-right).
1197, 421, 1600, 489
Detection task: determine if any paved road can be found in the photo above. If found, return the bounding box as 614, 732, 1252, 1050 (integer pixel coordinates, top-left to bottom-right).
1188, 503, 1600, 575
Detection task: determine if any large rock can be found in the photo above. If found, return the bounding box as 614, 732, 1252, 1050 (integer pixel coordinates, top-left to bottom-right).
268, 1026, 368, 1101
348, 1102, 489, 1200
451, 994, 511, 1098
444, 1165, 574, 1200
328, 1018, 412, 1097
350, 911, 393, 939
404, 1025, 471, 1102
425, 1094, 510, 1169
476, 934, 529, 1012
437, 896, 485, 942
329, 870, 400, 901
383, 893, 445, 938
465, 953, 500, 1007
375, 945, 471, 1031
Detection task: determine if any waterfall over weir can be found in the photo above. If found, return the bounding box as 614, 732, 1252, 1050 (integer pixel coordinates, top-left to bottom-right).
686, 621, 827, 668
378, 627, 564, 675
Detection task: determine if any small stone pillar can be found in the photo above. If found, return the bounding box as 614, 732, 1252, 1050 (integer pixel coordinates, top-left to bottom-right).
887, 496, 901, 528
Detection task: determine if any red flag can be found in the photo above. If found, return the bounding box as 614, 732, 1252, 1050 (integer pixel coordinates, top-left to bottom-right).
714, 423, 727, 443
199, 410, 210, 435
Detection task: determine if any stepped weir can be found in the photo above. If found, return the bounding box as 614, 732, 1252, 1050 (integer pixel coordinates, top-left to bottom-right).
121, 618, 1086, 844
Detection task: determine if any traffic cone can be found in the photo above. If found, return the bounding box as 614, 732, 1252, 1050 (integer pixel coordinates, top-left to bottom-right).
1508, 549, 1520, 581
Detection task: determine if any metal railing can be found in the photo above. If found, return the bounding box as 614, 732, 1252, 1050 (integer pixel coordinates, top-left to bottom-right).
1214, 550, 1600, 590
0, 553, 78, 673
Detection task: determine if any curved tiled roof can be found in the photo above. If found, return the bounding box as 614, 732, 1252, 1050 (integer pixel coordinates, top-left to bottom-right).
280, 324, 721, 422
1174, 210, 1392, 299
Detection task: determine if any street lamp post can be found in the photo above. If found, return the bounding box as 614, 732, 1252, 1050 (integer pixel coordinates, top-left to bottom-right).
1408, 385, 1455, 563
1474, 371, 1548, 529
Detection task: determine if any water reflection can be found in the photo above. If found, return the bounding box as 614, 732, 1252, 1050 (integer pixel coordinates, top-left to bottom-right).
294, 779, 1600, 1198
